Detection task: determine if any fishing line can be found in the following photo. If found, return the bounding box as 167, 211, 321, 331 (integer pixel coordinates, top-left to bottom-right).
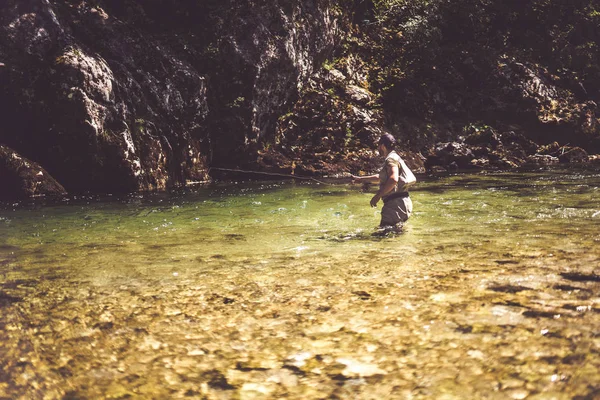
208, 167, 340, 186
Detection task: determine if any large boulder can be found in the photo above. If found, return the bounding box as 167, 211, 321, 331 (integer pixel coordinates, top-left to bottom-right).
0, 144, 66, 199
426, 141, 475, 170
0, 0, 208, 194
427, 129, 542, 171
526, 154, 559, 165
495, 60, 600, 150
558, 147, 589, 163
0, 0, 339, 197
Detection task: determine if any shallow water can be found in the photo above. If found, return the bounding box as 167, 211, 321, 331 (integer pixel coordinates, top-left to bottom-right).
1, 167, 599, 399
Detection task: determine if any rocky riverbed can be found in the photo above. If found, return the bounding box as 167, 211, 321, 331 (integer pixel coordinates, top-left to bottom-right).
1, 168, 599, 399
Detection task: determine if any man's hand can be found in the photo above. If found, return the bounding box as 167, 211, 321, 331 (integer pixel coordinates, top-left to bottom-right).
370, 194, 381, 207
351, 175, 361, 184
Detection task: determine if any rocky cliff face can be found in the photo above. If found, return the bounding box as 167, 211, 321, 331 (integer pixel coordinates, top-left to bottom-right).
0, 0, 338, 196
371, 0, 600, 157
1, 0, 599, 199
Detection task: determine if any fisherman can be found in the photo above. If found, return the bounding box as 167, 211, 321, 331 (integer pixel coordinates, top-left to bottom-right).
352, 133, 416, 232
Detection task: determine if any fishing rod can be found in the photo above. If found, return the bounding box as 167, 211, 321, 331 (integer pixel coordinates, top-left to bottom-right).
208, 167, 348, 186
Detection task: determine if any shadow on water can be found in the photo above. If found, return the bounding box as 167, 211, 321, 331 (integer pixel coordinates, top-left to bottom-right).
561, 272, 600, 282
313, 190, 351, 197
0, 289, 22, 307
487, 284, 533, 293
315, 229, 405, 242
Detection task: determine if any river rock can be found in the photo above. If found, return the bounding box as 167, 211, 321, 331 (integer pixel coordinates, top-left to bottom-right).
427, 128, 542, 171
537, 141, 563, 156
470, 158, 490, 168
501, 131, 539, 155
557, 147, 589, 163
0, 144, 66, 198
526, 154, 559, 165
426, 142, 475, 169
464, 127, 502, 148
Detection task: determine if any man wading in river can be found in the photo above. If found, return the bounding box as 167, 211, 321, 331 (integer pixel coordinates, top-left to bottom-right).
352, 134, 416, 232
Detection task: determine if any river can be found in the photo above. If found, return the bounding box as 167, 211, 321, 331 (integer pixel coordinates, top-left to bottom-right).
1, 166, 599, 399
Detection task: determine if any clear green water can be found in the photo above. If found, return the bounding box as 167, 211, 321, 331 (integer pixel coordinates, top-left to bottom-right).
1, 167, 599, 399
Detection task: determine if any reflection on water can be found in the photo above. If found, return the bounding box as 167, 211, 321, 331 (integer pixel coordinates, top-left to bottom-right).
1, 167, 599, 399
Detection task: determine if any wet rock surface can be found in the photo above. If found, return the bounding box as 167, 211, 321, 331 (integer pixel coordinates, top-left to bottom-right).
0, 144, 66, 199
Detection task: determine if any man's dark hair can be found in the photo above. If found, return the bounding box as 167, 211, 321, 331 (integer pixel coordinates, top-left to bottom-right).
378, 133, 396, 149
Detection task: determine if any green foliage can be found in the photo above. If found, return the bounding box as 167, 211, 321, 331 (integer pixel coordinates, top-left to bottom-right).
134, 118, 146, 135
362, 0, 600, 128
232, 96, 245, 107
322, 58, 336, 71
322, 57, 346, 72
226, 96, 246, 109
463, 122, 492, 134
371, 0, 441, 23
372, 0, 406, 21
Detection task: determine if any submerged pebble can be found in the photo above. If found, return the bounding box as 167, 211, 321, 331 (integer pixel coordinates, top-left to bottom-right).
0, 170, 599, 398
